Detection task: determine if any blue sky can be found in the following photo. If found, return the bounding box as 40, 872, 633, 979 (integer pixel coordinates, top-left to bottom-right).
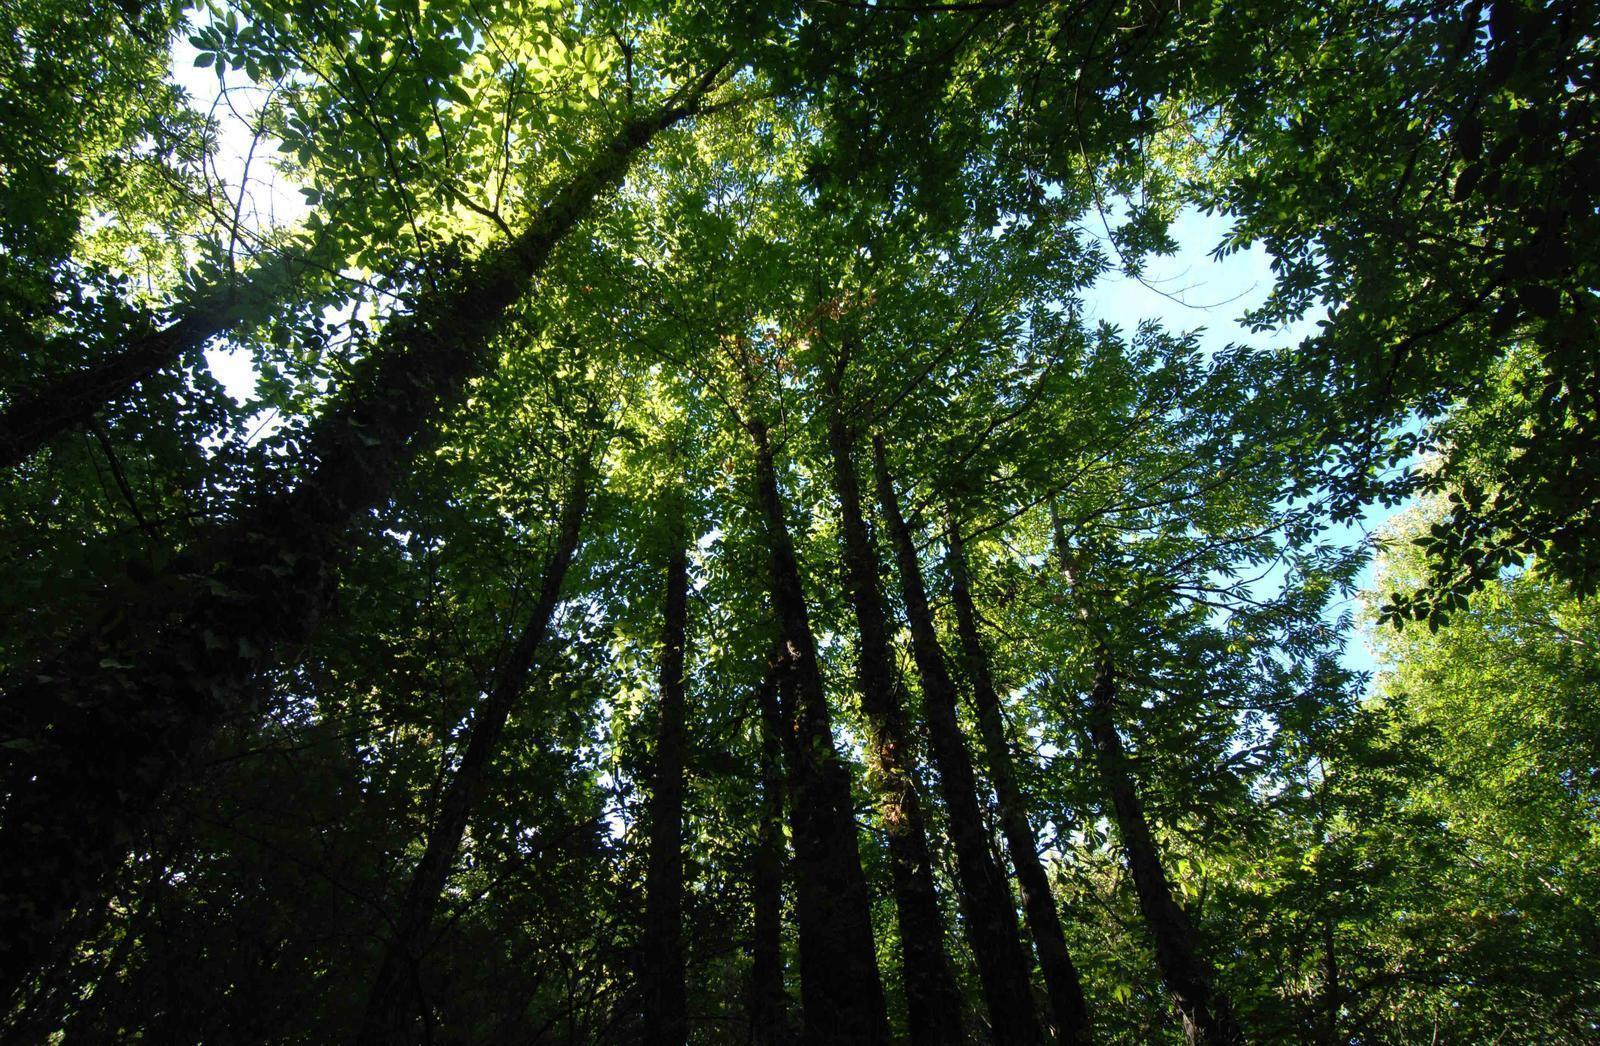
1077, 206, 1399, 684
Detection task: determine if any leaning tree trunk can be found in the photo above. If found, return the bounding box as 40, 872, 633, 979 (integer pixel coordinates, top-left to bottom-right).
946, 517, 1093, 1044
0, 78, 717, 1005
749, 416, 891, 1046
1083, 656, 1243, 1046
749, 665, 790, 1046
870, 436, 1044, 1046
356, 464, 591, 1046
823, 381, 966, 1046
0, 245, 321, 470
641, 522, 690, 1046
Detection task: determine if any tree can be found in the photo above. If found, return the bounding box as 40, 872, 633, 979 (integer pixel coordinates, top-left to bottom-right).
0, 58, 724, 999
358, 458, 591, 1044
749, 665, 793, 1045
5, 0, 1598, 1041
749, 403, 892, 1045
640, 500, 690, 1045
874, 434, 1046, 1045
822, 342, 967, 1045
946, 517, 1094, 1043
1192, 0, 1600, 614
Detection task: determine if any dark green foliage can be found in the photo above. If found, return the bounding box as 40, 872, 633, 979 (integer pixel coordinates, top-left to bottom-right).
2, 1, 1596, 1042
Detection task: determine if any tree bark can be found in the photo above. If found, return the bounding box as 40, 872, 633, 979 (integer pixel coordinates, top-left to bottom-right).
750, 416, 890, 1046
1083, 657, 1243, 1046
0, 80, 716, 1006
823, 381, 966, 1046
0, 248, 312, 470
946, 517, 1093, 1044
356, 463, 591, 1045
642, 522, 690, 1045
749, 666, 790, 1046
1320, 915, 1339, 1045
870, 436, 1043, 1046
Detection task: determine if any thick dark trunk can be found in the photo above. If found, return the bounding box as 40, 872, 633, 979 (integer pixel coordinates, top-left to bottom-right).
946, 519, 1093, 1044
642, 527, 690, 1045
0, 250, 310, 470
357, 465, 591, 1045
1320, 916, 1339, 1045
869, 437, 1043, 1046
750, 417, 890, 1046
1083, 658, 1242, 1046
823, 388, 965, 1046
0, 83, 713, 1005
749, 668, 789, 1046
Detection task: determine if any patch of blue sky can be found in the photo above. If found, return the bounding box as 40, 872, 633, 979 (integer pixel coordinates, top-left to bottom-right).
1079, 204, 1404, 687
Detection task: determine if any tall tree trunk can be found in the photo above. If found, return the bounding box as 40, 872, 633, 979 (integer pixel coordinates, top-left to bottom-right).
945, 517, 1093, 1044
869, 436, 1043, 1046
1320, 915, 1339, 1045
749, 416, 890, 1046
1083, 657, 1243, 1046
0, 247, 314, 470
357, 464, 591, 1045
749, 666, 789, 1046
0, 78, 717, 1005
823, 381, 966, 1046
642, 523, 690, 1045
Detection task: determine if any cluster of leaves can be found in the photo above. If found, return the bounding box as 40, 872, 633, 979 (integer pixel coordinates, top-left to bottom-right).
2, 0, 1596, 1042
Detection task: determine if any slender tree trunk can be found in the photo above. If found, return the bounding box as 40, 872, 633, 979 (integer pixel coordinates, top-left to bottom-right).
869, 436, 1043, 1046
749, 666, 789, 1046
642, 524, 690, 1045
749, 417, 890, 1046
946, 518, 1093, 1044
357, 464, 591, 1045
1083, 657, 1242, 1046
1319, 915, 1339, 1045
823, 382, 966, 1046
0, 248, 312, 470
0, 81, 716, 1003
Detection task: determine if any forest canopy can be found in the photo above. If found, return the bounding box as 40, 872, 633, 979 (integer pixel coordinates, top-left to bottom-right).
1, 0, 1596, 1042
